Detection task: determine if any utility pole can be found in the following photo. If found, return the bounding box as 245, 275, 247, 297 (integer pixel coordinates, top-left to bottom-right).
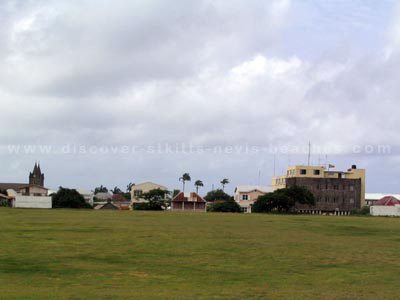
307, 141, 311, 166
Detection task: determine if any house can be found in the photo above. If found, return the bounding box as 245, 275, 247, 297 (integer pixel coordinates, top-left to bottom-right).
365, 193, 400, 206
94, 200, 119, 210
75, 189, 94, 206
111, 194, 131, 209
94, 192, 113, 202
370, 196, 400, 216
171, 192, 206, 212
0, 163, 52, 209
234, 186, 272, 213
131, 182, 167, 209
272, 164, 366, 214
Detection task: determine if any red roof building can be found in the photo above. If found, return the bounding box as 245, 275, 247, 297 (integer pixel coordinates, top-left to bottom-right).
373, 196, 400, 206
171, 192, 206, 212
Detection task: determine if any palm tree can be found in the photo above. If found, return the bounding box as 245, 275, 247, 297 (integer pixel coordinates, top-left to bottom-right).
179, 173, 191, 192
194, 180, 204, 194
220, 178, 229, 191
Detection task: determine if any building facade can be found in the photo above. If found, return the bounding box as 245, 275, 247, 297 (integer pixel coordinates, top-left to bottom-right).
171, 192, 206, 212
234, 186, 272, 213
131, 182, 167, 209
0, 163, 51, 209
272, 165, 366, 213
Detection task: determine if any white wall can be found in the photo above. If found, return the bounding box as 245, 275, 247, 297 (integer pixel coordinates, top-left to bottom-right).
370, 204, 400, 217
14, 196, 52, 209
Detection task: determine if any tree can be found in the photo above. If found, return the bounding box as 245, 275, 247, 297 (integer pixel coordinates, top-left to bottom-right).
110, 186, 122, 194
135, 188, 170, 211
252, 186, 316, 213
172, 189, 180, 198
220, 178, 229, 191
276, 186, 315, 206
126, 182, 135, 192
179, 173, 191, 192
194, 180, 204, 194
204, 189, 231, 203
208, 199, 241, 213
94, 185, 108, 194
52, 187, 92, 209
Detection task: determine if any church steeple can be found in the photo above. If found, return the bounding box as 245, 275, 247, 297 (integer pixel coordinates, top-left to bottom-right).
29, 162, 45, 187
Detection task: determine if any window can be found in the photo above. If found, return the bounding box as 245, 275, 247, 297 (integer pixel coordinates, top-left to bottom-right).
325, 196, 329, 203
349, 198, 354, 204
242, 194, 249, 200
133, 190, 143, 197
333, 185, 339, 190
241, 207, 248, 213
316, 184, 320, 190
349, 185, 354, 191
300, 169, 307, 175
314, 170, 320, 175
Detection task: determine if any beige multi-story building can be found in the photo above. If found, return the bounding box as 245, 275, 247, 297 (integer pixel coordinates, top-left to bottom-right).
272, 165, 366, 213
131, 182, 168, 209
234, 186, 272, 213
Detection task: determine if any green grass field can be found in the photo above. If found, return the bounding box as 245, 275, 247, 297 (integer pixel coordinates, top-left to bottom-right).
0, 208, 399, 300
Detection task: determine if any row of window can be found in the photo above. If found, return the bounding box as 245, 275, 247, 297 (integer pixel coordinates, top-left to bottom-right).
316, 196, 355, 204
303, 184, 355, 191
298, 169, 320, 175
133, 190, 143, 197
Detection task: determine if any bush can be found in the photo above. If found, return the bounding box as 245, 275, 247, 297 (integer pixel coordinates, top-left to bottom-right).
208, 200, 241, 213
351, 206, 370, 216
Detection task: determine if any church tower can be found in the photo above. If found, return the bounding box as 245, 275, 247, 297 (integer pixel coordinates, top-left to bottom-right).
29, 162, 45, 187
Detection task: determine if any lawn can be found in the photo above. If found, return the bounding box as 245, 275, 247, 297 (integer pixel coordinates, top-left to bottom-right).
0, 208, 399, 300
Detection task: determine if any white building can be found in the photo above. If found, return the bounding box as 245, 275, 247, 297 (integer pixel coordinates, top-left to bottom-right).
370, 204, 400, 217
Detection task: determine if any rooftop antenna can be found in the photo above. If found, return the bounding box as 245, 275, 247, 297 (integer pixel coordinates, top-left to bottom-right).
258, 170, 261, 186
307, 141, 311, 166
273, 155, 276, 177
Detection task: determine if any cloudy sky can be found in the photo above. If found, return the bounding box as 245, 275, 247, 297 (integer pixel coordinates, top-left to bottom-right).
1, 0, 399, 194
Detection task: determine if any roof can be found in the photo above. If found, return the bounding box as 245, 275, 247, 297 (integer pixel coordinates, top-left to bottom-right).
234, 185, 272, 193
0, 193, 13, 200
373, 196, 400, 206
365, 193, 400, 200
0, 183, 48, 191
0, 183, 29, 191
112, 194, 129, 202
172, 192, 206, 203
132, 182, 167, 190
94, 192, 113, 200
94, 202, 119, 210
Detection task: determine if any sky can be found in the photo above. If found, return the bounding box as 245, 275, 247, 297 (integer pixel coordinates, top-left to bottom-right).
1, 0, 400, 194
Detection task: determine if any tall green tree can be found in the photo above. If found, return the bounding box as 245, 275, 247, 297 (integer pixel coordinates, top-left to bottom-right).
179, 173, 191, 192
252, 186, 315, 213
220, 178, 229, 191
204, 189, 231, 202
94, 185, 108, 194
126, 182, 135, 192
52, 187, 92, 209
194, 180, 204, 194
110, 186, 122, 194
